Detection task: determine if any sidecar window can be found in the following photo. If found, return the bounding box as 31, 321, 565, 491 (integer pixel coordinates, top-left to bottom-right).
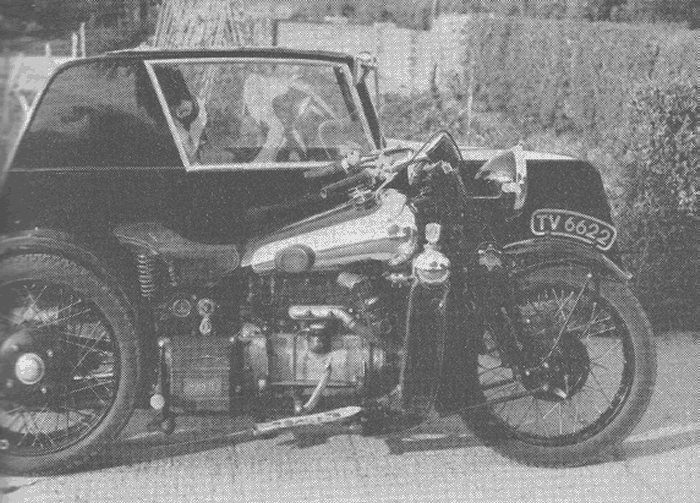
12, 60, 180, 169
148, 60, 373, 170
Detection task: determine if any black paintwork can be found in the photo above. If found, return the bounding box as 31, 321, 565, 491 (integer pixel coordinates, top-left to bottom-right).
0, 49, 616, 265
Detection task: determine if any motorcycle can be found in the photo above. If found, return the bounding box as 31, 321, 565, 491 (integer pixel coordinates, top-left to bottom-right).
0, 131, 656, 474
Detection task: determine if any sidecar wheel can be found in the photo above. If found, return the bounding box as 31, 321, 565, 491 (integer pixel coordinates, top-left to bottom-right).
461, 265, 656, 467
0, 254, 139, 475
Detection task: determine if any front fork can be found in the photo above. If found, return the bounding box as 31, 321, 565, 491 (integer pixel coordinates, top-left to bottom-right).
474, 245, 598, 382
472, 244, 528, 374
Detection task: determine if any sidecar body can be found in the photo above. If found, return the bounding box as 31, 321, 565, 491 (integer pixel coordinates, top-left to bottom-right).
1, 48, 617, 262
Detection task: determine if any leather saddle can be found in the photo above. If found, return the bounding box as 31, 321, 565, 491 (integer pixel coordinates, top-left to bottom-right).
113, 222, 240, 277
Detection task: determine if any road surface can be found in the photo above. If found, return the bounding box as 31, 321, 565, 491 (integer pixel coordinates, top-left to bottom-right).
2, 332, 697, 503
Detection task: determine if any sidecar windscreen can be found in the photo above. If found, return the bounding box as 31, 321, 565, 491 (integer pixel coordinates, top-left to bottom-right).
147, 60, 374, 170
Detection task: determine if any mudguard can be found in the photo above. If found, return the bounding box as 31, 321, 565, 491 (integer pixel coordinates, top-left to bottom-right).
503, 236, 631, 282
0, 228, 133, 295
0, 228, 153, 401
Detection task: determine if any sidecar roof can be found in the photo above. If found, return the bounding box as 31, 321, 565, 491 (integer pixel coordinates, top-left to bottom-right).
107, 46, 356, 66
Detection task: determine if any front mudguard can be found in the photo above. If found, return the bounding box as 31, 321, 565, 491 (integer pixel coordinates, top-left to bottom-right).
437, 236, 632, 415
503, 236, 631, 282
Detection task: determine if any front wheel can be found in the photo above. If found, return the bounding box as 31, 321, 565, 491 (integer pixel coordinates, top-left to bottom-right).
462, 264, 656, 467
0, 254, 140, 475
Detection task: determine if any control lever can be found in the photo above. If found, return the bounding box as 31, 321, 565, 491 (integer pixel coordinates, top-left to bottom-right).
320, 169, 374, 199
305, 149, 373, 180
304, 160, 347, 179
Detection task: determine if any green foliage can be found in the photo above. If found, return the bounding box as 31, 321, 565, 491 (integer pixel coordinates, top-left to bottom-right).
616, 83, 698, 328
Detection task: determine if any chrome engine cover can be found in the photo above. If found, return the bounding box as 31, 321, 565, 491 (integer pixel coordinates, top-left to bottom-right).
239, 326, 384, 392
267, 332, 383, 388
242, 189, 417, 273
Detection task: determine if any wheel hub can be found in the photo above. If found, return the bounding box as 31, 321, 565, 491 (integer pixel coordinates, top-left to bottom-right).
14, 352, 46, 385
1, 326, 58, 395
523, 336, 591, 401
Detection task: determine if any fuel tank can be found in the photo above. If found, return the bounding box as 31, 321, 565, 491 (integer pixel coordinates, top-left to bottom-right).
242, 189, 417, 273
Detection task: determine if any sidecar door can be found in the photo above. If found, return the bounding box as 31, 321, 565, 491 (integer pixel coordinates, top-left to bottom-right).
146, 56, 376, 244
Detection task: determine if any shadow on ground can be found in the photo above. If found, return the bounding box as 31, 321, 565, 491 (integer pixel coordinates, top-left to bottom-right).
70, 410, 699, 474
54, 332, 698, 474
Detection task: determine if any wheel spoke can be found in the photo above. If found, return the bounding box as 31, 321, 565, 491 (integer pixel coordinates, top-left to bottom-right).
62, 336, 111, 356
558, 403, 564, 435
591, 339, 622, 363
17, 410, 33, 446
0, 278, 120, 457
476, 271, 638, 446
542, 402, 558, 420
514, 398, 538, 429
23, 284, 48, 313
590, 360, 610, 372
34, 298, 83, 324
4, 411, 24, 430
534, 399, 549, 436
70, 323, 109, 373
37, 307, 92, 328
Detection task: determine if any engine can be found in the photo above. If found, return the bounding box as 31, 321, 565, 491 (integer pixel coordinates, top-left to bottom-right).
150, 269, 406, 414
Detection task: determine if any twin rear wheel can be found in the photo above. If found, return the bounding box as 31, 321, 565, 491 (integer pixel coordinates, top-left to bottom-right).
463, 264, 657, 467
0, 254, 139, 475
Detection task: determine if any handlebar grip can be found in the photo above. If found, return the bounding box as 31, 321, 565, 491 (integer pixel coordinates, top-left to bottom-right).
320, 169, 373, 198
304, 161, 346, 179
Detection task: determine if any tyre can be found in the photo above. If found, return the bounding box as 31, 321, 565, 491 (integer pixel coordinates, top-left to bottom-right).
462, 264, 656, 467
0, 253, 140, 475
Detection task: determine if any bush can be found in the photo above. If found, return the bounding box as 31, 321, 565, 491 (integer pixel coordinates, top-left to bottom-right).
380, 91, 521, 147
380, 83, 698, 331
454, 16, 696, 140
616, 83, 698, 329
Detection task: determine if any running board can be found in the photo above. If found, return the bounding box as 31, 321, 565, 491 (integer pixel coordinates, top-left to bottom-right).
253, 406, 363, 437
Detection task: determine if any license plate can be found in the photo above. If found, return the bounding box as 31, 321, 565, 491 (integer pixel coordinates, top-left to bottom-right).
530, 209, 617, 251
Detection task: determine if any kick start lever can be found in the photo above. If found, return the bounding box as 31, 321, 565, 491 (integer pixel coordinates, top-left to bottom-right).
300, 361, 332, 413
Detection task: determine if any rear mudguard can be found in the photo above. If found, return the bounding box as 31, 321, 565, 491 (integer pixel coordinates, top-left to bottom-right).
399, 281, 449, 416
503, 236, 631, 282
0, 229, 133, 294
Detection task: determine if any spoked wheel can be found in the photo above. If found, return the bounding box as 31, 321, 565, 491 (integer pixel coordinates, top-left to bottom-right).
0, 254, 139, 475
463, 264, 656, 467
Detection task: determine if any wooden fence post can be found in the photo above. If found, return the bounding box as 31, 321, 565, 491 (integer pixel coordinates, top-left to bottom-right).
80, 22, 86, 57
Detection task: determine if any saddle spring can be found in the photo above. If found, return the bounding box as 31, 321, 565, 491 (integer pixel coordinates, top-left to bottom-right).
136, 253, 158, 299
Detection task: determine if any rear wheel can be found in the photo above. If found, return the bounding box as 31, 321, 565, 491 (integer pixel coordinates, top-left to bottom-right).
462, 264, 656, 467
0, 254, 139, 475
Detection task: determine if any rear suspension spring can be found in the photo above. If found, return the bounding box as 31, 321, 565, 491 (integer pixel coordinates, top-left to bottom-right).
136, 253, 158, 299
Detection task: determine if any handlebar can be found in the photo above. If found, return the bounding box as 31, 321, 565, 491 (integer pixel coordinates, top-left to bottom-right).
319, 169, 374, 199
304, 160, 347, 179
308, 145, 419, 198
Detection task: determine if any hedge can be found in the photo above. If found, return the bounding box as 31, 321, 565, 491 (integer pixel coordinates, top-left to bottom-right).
288, 1, 699, 29
452, 16, 695, 142
615, 82, 698, 329
382, 83, 698, 330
